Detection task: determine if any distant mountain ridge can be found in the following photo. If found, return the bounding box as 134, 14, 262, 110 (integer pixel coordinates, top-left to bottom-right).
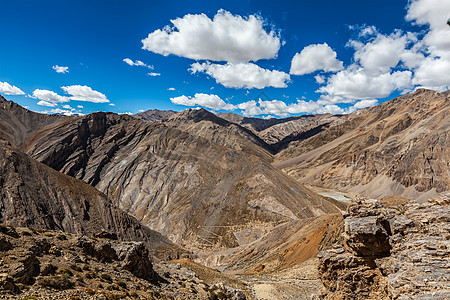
133, 109, 176, 122
276, 89, 450, 200
218, 112, 341, 146
1, 88, 448, 270
0, 95, 71, 148
0, 99, 342, 254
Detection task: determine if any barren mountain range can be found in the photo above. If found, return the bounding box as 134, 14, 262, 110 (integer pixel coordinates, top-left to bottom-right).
276, 89, 449, 201
0, 88, 449, 299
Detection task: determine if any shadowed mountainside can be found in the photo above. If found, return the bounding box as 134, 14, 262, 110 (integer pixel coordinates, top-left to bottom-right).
10, 107, 342, 252
0, 140, 179, 257
218, 112, 340, 146
0, 95, 69, 148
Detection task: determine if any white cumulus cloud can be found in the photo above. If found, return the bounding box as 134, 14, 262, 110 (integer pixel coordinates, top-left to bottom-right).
0, 81, 25, 95
123, 58, 154, 69
290, 43, 343, 75
237, 98, 347, 117
142, 9, 281, 63
405, 0, 450, 90
318, 69, 413, 102
353, 99, 379, 109
315, 75, 326, 84
314, 0, 450, 105
237, 100, 263, 116
52, 65, 69, 74
171, 93, 236, 110
412, 57, 450, 90
406, 0, 450, 58
147, 72, 161, 76
350, 31, 416, 74
33, 89, 70, 105
190, 62, 290, 89
37, 100, 57, 107
47, 108, 83, 116
61, 85, 110, 103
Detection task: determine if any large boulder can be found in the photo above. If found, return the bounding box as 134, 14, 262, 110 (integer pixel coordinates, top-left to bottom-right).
114, 242, 156, 281
95, 242, 118, 263
10, 252, 40, 284
75, 237, 117, 262
344, 215, 391, 257
318, 248, 386, 299
318, 195, 450, 299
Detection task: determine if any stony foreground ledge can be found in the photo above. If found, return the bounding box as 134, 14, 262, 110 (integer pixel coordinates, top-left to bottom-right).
317, 194, 450, 300
0, 226, 247, 299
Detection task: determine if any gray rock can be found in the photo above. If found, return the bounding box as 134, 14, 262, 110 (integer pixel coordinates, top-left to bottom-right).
344, 215, 391, 256
10, 252, 40, 284
319, 195, 450, 299
76, 237, 95, 256
114, 242, 156, 281
94, 231, 118, 240
28, 238, 51, 256
95, 242, 118, 263
390, 215, 414, 235
76, 237, 118, 262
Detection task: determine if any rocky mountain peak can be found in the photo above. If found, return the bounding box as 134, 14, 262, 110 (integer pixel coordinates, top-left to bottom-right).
168, 108, 232, 126
133, 109, 176, 122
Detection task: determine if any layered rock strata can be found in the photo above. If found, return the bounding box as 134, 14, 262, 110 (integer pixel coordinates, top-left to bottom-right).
318, 194, 450, 299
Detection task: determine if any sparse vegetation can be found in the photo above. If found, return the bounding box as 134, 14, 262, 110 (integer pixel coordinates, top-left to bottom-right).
38, 276, 75, 290
57, 268, 74, 277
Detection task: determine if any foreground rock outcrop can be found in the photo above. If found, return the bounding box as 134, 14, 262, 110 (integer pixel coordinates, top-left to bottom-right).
0, 226, 248, 299
318, 194, 450, 299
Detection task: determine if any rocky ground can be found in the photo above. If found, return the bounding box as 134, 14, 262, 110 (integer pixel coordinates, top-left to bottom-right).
317, 193, 450, 299
0, 226, 247, 299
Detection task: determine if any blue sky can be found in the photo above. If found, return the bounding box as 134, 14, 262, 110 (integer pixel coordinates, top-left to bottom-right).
1, 0, 449, 117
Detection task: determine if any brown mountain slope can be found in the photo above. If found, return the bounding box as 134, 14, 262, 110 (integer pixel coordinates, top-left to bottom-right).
18, 109, 342, 252
0, 95, 68, 147
165, 108, 275, 159
0, 140, 178, 256
276, 89, 450, 200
